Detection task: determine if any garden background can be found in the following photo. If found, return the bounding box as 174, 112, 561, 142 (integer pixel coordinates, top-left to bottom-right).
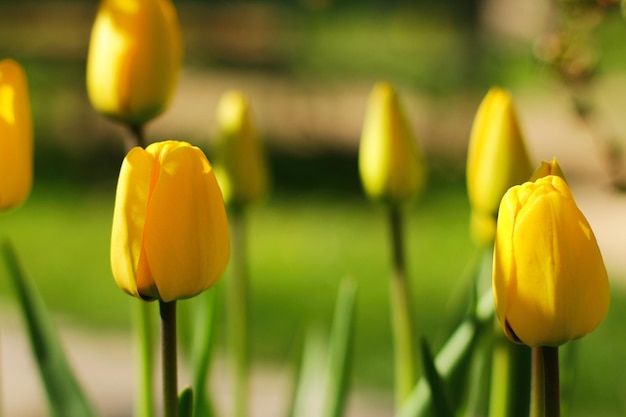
2, 0, 626, 416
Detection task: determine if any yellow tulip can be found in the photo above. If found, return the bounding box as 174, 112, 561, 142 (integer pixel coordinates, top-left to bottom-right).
213, 91, 269, 209
359, 82, 426, 207
493, 175, 609, 347
86, 0, 182, 127
466, 87, 533, 244
111, 140, 230, 302
0, 59, 33, 211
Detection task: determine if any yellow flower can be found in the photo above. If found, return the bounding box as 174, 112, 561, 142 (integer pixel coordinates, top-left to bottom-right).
111, 140, 230, 302
466, 87, 533, 245
493, 175, 609, 347
86, 0, 182, 127
213, 91, 269, 209
0, 59, 33, 211
359, 82, 426, 207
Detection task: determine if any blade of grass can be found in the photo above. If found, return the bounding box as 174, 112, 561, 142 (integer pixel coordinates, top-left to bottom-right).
1, 240, 98, 417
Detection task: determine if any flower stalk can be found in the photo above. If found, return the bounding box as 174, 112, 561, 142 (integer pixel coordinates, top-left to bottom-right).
388, 206, 416, 406
531, 346, 560, 417
160, 300, 179, 417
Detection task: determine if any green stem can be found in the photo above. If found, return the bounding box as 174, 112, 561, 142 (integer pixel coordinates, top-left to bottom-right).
530, 347, 545, 417
127, 124, 147, 149
228, 209, 249, 417
531, 346, 560, 417
388, 207, 416, 407
543, 346, 560, 417
160, 300, 178, 417
134, 301, 155, 417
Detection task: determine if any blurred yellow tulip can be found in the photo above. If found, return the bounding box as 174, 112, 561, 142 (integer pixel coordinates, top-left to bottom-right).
86, 0, 182, 127
359, 82, 426, 207
0, 59, 33, 211
466, 87, 533, 245
111, 141, 230, 302
493, 175, 609, 347
213, 91, 269, 209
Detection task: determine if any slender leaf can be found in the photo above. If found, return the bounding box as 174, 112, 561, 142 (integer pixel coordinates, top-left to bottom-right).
419, 338, 455, 417
395, 291, 494, 417
179, 386, 194, 417
2, 240, 98, 417
189, 289, 219, 417
322, 278, 357, 417
290, 327, 328, 417
134, 300, 156, 417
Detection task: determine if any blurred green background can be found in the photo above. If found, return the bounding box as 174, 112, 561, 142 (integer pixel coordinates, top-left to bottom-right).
2, 0, 626, 416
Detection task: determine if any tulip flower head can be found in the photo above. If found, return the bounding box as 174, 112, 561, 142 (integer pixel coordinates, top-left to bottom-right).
86, 0, 182, 127
213, 90, 269, 210
466, 87, 533, 245
359, 82, 426, 207
111, 141, 230, 302
493, 175, 609, 347
0, 59, 33, 211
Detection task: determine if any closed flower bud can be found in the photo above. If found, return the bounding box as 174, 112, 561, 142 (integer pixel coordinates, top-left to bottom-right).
493, 175, 610, 347
359, 82, 426, 207
0, 59, 33, 211
111, 140, 230, 302
466, 87, 533, 244
213, 91, 269, 209
86, 0, 182, 127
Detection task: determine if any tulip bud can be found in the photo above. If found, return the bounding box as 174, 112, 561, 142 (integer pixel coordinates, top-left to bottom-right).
529, 157, 566, 182
493, 175, 609, 347
466, 87, 533, 244
111, 140, 230, 302
0, 59, 33, 211
213, 91, 269, 210
86, 0, 182, 127
359, 82, 426, 207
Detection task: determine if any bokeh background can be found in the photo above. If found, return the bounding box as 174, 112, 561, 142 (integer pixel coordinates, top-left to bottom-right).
2, 0, 626, 416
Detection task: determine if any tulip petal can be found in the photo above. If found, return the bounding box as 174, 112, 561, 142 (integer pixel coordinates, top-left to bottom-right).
111, 146, 156, 299
143, 143, 230, 302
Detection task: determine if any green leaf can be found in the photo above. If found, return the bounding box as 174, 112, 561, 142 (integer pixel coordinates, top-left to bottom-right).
133, 300, 156, 417
322, 278, 358, 417
419, 338, 455, 417
189, 289, 219, 417
395, 290, 494, 417
179, 386, 194, 417
289, 326, 328, 417
1, 240, 98, 417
